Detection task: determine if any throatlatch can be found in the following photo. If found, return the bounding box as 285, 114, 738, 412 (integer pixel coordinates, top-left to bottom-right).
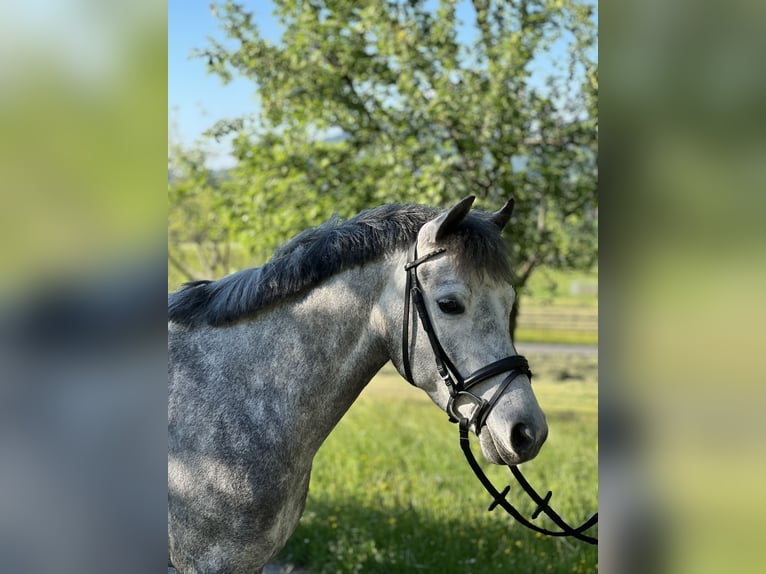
401, 239, 598, 545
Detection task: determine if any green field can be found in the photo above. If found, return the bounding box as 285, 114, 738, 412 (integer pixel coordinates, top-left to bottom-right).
276, 353, 598, 573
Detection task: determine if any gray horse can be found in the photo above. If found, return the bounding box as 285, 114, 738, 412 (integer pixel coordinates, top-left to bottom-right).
168, 197, 548, 573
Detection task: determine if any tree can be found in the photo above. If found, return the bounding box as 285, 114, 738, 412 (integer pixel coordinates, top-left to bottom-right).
168, 141, 237, 286
193, 0, 597, 335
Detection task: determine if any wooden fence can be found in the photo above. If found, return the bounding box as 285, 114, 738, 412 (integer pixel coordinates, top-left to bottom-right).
518, 306, 598, 333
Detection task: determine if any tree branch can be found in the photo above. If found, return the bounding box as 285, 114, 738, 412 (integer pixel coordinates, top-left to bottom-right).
168, 252, 198, 282
196, 243, 214, 277
471, 0, 494, 54
516, 255, 540, 289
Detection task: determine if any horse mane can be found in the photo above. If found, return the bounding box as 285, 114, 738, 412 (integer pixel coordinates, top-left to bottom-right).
168, 202, 513, 327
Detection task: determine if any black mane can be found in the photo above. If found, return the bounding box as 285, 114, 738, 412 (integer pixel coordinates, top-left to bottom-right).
168, 202, 513, 327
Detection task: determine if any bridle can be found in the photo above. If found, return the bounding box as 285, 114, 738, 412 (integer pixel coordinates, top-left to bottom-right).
401, 238, 598, 545
401, 242, 532, 431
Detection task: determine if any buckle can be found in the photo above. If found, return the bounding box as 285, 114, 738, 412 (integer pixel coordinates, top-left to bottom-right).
447, 391, 488, 430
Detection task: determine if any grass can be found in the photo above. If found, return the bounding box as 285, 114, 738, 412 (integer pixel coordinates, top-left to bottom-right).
276, 353, 598, 573
514, 327, 597, 346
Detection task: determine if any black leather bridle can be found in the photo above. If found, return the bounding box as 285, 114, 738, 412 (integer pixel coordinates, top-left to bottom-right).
401, 239, 598, 545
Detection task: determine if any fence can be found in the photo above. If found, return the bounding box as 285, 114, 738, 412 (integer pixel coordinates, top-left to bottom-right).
516, 304, 598, 344
519, 306, 598, 332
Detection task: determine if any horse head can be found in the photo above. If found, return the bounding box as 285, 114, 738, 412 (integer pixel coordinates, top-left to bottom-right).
392, 196, 548, 466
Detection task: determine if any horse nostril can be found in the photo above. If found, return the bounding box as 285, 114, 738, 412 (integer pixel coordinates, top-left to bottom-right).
511, 422, 535, 455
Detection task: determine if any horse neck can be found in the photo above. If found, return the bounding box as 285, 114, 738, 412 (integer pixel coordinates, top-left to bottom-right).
247, 256, 398, 451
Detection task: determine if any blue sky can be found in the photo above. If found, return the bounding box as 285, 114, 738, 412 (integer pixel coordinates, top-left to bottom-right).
168, 1, 279, 168
169, 1, 596, 169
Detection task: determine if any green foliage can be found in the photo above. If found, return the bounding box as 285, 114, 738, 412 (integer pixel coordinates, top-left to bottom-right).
277, 359, 598, 573
168, 143, 243, 280
172, 0, 598, 333
201, 0, 596, 257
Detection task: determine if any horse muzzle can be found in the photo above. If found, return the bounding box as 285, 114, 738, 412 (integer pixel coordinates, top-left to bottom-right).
480, 416, 548, 466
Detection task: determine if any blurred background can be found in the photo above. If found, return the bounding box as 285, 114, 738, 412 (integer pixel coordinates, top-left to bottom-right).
0, 2, 167, 574
0, 0, 764, 573
601, 1, 766, 573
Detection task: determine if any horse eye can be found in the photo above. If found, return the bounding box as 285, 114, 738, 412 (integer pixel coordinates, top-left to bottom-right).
437, 298, 464, 315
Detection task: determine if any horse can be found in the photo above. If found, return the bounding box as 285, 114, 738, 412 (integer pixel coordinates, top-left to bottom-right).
168, 196, 548, 573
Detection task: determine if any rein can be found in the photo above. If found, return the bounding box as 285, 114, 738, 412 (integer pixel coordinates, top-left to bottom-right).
401, 240, 598, 545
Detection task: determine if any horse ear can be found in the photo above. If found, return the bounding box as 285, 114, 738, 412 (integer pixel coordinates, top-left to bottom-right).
490, 198, 515, 231
434, 195, 476, 240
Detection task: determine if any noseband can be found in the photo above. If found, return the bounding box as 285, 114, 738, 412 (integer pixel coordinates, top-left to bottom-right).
401, 239, 598, 545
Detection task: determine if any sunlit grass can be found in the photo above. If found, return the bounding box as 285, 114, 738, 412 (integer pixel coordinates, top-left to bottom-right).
278, 356, 598, 573
516, 327, 597, 345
